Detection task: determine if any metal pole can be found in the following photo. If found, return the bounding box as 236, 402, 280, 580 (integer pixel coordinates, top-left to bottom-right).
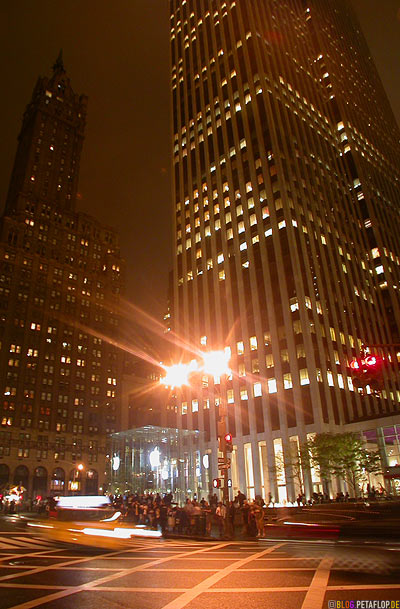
219, 386, 229, 503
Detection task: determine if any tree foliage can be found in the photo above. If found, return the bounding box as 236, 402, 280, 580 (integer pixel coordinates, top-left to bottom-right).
302, 432, 381, 496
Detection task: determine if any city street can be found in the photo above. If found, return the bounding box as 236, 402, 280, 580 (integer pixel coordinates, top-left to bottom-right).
0, 517, 399, 609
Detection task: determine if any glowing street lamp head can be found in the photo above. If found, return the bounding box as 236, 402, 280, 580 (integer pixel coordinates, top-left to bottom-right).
77, 463, 84, 471
201, 350, 231, 377
160, 360, 198, 388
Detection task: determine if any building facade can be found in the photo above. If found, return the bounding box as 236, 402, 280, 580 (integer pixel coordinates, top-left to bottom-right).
0, 55, 124, 498
169, 0, 400, 501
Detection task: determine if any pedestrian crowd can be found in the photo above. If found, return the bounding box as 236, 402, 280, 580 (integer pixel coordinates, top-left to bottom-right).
108, 490, 267, 538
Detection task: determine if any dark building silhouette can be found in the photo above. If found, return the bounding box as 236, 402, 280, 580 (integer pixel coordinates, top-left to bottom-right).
0, 55, 124, 497
169, 0, 400, 501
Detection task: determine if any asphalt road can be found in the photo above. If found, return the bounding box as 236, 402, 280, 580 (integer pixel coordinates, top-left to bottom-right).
0, 515, 399, 609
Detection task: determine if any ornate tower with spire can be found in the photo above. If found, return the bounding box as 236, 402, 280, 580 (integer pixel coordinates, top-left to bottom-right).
0, 57, 124, 497
5, 52, 87, 216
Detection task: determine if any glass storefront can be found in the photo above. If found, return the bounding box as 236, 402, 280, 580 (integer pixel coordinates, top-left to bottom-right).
109, 426, 205, 504
363, 426, 400, 495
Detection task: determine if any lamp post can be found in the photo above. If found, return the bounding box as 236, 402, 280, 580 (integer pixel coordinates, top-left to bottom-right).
161, 348, 233, 503
201, 350, 232, 503
73, 463, 84, 495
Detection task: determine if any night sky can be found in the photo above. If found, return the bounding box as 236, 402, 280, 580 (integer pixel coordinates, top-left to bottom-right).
0, 1, 399, 321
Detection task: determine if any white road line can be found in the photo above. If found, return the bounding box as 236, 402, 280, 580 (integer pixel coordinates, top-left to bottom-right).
236, 567, 315, 571
0, 539, 33, 548
0, 584, 66, 590
0, 548, 64, 563
94, 585, 309, 593
1, 583, 399, 594
0, 545, 142, 582
5, 541, 231, 609
155, 543, 283, 609
135, 568, 217, 572
16, 537, 53, 547
301, 556, 333, 609
328, 584, 400, 590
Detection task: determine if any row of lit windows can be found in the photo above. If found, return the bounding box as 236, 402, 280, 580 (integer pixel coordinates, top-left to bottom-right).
180, 378, 400, 416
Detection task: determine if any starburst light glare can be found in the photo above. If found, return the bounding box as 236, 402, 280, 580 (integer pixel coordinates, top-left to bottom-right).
160, 359, 198, 387
201, 349, 231, 377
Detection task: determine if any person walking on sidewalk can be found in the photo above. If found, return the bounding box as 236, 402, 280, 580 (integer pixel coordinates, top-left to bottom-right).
215, 501, 226, 538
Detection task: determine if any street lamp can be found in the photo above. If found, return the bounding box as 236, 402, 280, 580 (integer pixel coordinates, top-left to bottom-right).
201, 349, 231, 378
71, 463, 84, 494
160, 360, 199, 388
160, 348, 233, 503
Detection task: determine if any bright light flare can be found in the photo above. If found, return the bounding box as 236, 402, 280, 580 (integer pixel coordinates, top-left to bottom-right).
81, 527, 162, 539
201, 349, 231, 377
56, 495, 111, 509
160, 360, 198, 387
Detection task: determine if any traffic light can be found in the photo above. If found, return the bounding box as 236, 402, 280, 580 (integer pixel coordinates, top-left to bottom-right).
364, 354, 382, 372
213, 478, 221, 488
349, 359, 362, 372
349, 353, 383, 387
224, 432, 233, 452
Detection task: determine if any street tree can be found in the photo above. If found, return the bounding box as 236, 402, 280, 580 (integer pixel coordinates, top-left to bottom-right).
303, 432, 381, 497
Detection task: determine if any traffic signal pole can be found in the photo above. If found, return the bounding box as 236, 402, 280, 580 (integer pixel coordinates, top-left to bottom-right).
218, 402, 229, 503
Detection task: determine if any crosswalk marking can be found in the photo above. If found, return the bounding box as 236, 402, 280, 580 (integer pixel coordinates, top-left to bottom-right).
15, 537, 54, 547
0, 535, 54, 550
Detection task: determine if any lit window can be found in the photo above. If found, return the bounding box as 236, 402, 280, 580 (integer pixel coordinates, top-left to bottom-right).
237, 341, 244, 355
240, 388, 248, 400
281, 349, 289, 363
300, 369, 309, 385
267, 378, 277, 393
192, 399, 199, 412
249, 336, 257, 350
253, 382, 262, 397
181, 401, 188, 415
290, 297, 299, 312
293, 320, 302, 334
227, 389, 234, 403
283, 373, 292, 389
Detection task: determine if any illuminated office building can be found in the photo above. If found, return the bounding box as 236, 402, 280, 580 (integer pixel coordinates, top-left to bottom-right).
0, 55, 124, 497
169, 1, 400, 500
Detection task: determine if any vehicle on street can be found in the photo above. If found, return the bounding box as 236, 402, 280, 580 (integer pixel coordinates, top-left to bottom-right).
27, 495, 162, 548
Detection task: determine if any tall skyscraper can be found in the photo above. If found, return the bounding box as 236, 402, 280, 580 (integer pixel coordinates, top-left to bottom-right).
169, 0, 400, 501
0, 55, 124, 497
